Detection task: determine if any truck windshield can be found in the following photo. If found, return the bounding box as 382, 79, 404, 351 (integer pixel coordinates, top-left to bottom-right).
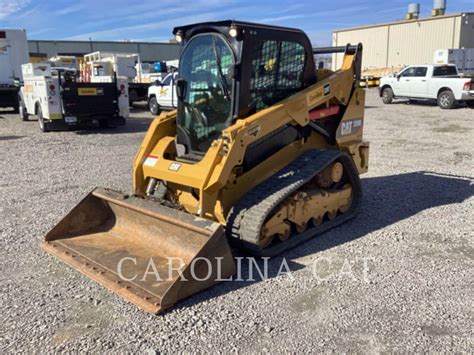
177, 34, 234, 153
433, 66, 458, 77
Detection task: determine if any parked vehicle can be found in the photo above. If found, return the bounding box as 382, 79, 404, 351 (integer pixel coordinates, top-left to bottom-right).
379, 64, 474, 109
147, 71, 178, 115
19, 63, 129, 132
0, 29, 29, 112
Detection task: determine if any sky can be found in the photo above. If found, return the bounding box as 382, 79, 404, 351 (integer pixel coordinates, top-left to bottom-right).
0, 0, 473, 45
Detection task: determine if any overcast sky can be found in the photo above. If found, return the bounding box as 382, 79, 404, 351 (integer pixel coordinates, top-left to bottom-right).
1, 0, 473, 45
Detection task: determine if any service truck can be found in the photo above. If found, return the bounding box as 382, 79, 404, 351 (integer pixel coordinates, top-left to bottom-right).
19, 63, 129, 132
379, 64, 474, 109
0, 29, 29, 112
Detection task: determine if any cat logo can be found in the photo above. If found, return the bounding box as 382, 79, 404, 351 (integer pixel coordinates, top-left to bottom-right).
340, 119, 362, 136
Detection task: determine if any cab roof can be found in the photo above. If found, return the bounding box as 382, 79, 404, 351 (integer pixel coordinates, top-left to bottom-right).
173, 20, 308, 36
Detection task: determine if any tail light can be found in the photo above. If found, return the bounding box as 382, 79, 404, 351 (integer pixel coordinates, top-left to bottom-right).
49, 84, 55, 91
463, 81, 472, 91
119, 84, 126, 95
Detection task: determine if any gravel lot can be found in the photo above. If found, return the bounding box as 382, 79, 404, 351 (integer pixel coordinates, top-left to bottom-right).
1, 92, 473, 353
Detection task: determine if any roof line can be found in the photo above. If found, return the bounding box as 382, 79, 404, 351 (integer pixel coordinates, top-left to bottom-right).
333, 12, 472, 33
27, 39, 178, 46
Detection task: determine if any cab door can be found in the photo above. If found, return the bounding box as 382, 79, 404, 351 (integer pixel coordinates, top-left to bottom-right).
170, 72, 178, 108
158, 74, 173, 107
395, 67, 416, 96
409, 66, 429, 98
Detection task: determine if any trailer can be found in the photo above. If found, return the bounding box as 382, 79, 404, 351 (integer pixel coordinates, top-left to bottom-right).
359, 66, 405, 88
19, 63, 129, 132
433, 48, 474, 76
0, 29, 29, 111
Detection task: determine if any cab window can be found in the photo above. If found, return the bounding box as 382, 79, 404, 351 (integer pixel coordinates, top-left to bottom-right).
249, 40, 306, 111
433, 66, 458, 77
162, 74, 173, 86
400, 67, 416, 77
414, 67, 427, 77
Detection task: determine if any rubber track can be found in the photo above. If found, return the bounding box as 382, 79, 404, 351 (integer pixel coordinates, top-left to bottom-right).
226, 149, 362, 257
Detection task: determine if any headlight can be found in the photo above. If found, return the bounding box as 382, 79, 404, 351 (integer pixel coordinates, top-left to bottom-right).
229, 24, 238, 38
175, 30, 184, 43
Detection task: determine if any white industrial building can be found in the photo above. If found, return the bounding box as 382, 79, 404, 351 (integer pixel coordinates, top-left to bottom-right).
332, 2, 474, 71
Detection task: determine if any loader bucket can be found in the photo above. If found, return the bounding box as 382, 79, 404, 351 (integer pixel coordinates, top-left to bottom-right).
42, 187, 235, 314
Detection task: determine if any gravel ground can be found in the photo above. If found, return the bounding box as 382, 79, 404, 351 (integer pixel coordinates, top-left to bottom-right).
1, 92, 473, 353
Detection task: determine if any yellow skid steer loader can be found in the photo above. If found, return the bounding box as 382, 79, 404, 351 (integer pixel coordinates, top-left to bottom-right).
43, 20, 369, 314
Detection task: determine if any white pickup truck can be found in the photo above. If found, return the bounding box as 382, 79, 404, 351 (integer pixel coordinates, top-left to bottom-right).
379, 64, 474, 109
147, 72, 177, 115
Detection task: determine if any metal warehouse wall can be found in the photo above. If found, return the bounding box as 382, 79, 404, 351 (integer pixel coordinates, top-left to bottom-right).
332, 12, 473, 70
27, 40, 181, 62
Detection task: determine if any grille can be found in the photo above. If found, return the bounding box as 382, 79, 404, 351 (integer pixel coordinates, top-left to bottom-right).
249, 40, 305, 111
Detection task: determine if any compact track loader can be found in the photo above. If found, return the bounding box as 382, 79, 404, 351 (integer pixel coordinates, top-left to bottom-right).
43, 21, 369, 314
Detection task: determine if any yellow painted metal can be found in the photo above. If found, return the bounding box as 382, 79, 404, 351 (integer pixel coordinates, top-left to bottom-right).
42, 42, 370, 314
134, 50, 369, 224
49, 113, 63, 119
260, 183, 353, 245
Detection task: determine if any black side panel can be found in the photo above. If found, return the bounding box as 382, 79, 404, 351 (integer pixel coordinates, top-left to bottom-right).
61, 82, 119, 117
243, 124, 304, 172
0, 86, 20, 108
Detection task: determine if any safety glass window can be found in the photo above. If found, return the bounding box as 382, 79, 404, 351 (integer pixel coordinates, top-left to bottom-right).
249, 40, 305, 111
433, 66, 457, 77
414, 67, 427, 77
177, 34, 234, 153
401, 67, 416, 77
162, 74, 172, 86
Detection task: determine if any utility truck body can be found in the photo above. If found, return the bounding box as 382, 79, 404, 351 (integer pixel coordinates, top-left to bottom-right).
19, 63, 129, 131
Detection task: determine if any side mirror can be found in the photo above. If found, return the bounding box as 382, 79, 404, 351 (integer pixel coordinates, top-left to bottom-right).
154, 79, 162, 86
176, 78, 187, 101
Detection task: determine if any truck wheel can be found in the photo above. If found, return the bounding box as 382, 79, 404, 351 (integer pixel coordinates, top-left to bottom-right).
381, 87, 393, 104
149, 97, 161, 115
19, 105, 28, 121
437, 90, 455, 109
37, 106, 49, 132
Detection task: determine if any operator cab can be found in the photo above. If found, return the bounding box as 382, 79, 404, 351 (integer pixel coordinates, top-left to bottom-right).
172, 20, 316, 159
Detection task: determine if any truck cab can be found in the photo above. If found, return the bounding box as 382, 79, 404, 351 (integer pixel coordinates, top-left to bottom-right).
147, 71, 178, 115
379, 64, 474, 109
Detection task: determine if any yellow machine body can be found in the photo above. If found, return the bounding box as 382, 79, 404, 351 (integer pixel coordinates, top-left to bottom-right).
42, 21, 369, 314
